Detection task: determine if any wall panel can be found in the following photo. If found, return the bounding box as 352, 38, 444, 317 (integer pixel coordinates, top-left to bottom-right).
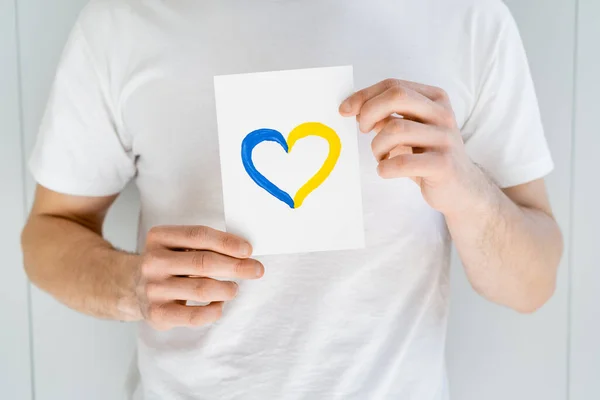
570, 0, 600, 398
0, 0, 33, 398
16, 1, 139, 399
447, 1, 575, 399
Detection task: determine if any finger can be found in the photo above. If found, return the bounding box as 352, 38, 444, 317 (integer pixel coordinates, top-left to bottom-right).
371, 116, 394, 135
148, 277, 239, 303
390, 80, 452, 107
340, 79, 452, 116
340, 78, 398, 116
146, 226, 252, 258
149, 249, 264, 279
371, 119, 452, 161
359, 114, 396, 136
377, 153, 445, 179
359, 86, 451, 133
149, 302, 224, 330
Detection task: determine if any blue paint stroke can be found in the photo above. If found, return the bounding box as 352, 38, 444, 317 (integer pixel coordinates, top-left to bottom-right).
241, 128, 295, 209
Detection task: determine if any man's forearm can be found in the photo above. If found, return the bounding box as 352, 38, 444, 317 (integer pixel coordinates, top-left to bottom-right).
445, 173, 563, 313
21, 214, 142, 321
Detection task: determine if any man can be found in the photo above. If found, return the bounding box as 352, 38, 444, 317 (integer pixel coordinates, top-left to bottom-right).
21, 0, 563, 399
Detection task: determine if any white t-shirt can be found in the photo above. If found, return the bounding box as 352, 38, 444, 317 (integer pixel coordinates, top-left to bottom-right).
30, 0, 554, 399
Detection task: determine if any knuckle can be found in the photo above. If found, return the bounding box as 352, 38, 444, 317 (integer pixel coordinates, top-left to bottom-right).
141, 251, 161, 275
431, 86, 449, 102
186, 226, 209, 243
219, 234, 236, 252
147, 304, 164, 322
194, 282, 209, 302
438, 109, 456, 128
146, 226, 162, 243
233, 259, 248, 277
191, 251, 209, 274
391, 118, 408, 132
389, 85, 406, 100
145, 282, 162, 298
382, 78, 399, 88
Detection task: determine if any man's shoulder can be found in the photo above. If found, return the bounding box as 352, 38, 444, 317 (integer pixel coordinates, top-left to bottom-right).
425, 0, 517, 56
434, 0, 510, 14
427, 0, 513, 28
73, 0, 159, 63
78, 0, 136, 26
76, 0, 151, 42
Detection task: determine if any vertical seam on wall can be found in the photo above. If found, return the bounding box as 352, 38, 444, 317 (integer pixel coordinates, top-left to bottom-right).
567, 0, 581, 399
13, 0, 36, 398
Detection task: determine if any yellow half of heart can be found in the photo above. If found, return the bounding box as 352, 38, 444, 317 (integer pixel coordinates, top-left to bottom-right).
287, 122, 342, 208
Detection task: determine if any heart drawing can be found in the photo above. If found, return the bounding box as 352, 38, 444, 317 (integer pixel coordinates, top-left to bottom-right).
241, 122, 342, 209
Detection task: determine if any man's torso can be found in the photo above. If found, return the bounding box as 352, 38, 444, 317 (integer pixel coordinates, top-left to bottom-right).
76, 0, 500, 398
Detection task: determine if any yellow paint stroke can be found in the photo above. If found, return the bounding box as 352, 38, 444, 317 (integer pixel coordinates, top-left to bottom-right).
287, 122, 342, 208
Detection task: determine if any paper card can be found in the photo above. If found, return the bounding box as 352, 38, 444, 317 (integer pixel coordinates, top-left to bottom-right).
214, 66, 365, 256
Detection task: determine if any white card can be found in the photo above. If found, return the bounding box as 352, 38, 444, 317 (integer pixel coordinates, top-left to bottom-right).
214, 66, 365, 256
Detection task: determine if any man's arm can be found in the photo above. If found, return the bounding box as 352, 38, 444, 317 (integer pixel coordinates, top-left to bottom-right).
340, 79, 562, 313
22, 185, 264, 329
21, 185, 141, 320
446, 175, 562, 313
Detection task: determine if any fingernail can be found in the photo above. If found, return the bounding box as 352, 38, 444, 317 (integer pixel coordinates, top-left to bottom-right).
240, 243, 252, 258
340, 100, 352, 114
254, 263, 264, 278
233, 282, 239, 295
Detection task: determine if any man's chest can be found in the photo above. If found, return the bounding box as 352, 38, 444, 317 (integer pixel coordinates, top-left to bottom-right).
116, 2, 472, 232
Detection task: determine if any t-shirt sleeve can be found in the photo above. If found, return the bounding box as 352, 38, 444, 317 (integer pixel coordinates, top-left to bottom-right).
461, 5, 554, 189
29, 21, 136, 196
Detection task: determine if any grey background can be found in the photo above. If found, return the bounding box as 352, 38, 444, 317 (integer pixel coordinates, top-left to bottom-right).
1, 0, 598, 399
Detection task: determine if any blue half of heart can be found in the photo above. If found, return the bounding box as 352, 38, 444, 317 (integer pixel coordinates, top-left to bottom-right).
241, 128, 296, 209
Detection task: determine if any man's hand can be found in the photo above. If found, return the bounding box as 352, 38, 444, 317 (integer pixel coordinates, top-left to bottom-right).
22, 186, 267, 325
339, 78, 487, 217
340, 78, 562, 313
136, 226, 264, 331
